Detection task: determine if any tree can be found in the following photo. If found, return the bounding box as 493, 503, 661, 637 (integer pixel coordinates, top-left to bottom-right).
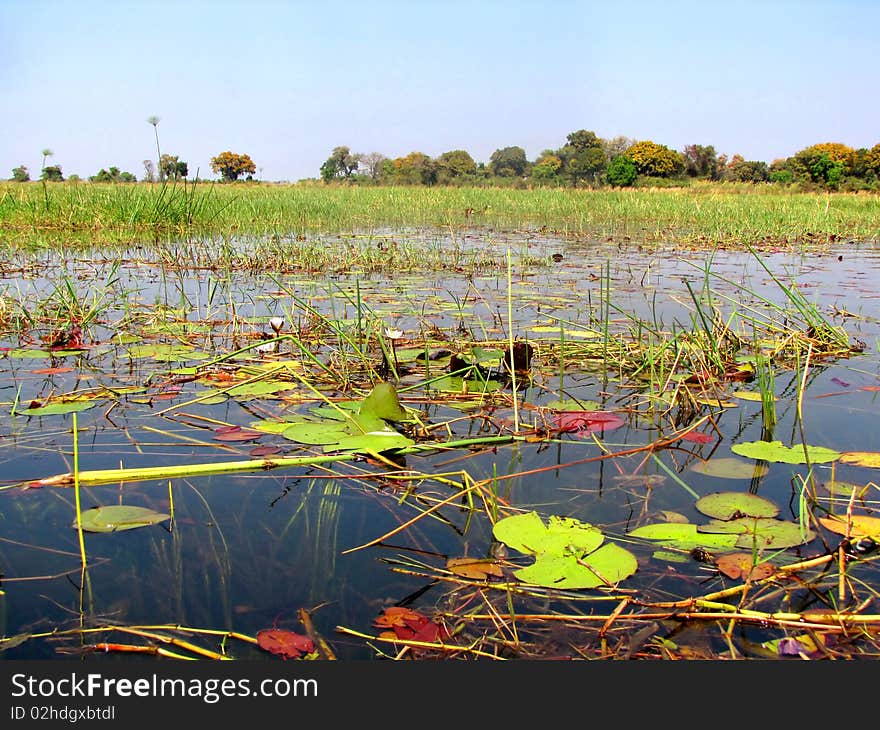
788, 143, 855, 186
320, 146, 359, 181
489, 146, 528, 177
682, 144, 719, 179
143, 160, 156, 183
865, 143, 880, 178
90, 166, 137, 183
385, 152, 436, 185
559, 129, 606, 184
41, 165, 63, 182
11, 165, 29, 182
210, 151, 256, 182
160, 154, 188, 180
625, 140, 685, 177
147, 116, 162, 178
531, 151, 563, 181
434, 150, 477, 183
724, 158, 770, 183
603, 136, 635, 162
358, 152, 387, 180
605, 155, 637, 186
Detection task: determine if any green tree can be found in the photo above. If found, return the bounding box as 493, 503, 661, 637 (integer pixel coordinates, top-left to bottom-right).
682, 144, 719, 179
725, 158, 770, 183
160, 154, 188, 180
626, 140, 685, 177
489, 146, 528, 177
605, 155, 637, 186
434, 150, 477, 183
531, 152, 562, 181
11, 165, 29, 182
320, 146, 359, 181
559, 129, 606, 184
210, 151, 256, 182
789, 143, 854, 187
90, 166, 137, 183
41, 165, 63, 182
385, 152, 436, 185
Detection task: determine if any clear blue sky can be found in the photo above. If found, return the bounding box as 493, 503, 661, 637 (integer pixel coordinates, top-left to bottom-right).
2, 0, 878, 182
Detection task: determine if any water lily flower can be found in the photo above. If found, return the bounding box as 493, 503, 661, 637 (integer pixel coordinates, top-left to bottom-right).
384, 327, 404, 341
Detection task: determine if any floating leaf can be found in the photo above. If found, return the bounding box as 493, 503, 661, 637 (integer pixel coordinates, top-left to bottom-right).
627, 523, 739, 551
359, 381, 409, 421
838, 452, 880, 468
730, 440, 840, 464
512, 543, 638, 589
324, 430, 415, 453
30, 366, 74, 375
7, 348, 53, 359
256, 629, 314, 659
699, 517, 815, 549
446, 557, 504, 580
73, 505, 170, 533
695, 492, 780, 520
213, 426, 264, 442
690, 457, 769, 479
679, 430, 715, 444
715, 553, 775, 581
818, 515, 880, 540
553, 411, 625, 435
17, 400, 98, 417
821, 480, 866, 497
492, 512, 604, 556
654, 510, 690, 524
224, 380, 293, 397
731, 390, 774, 402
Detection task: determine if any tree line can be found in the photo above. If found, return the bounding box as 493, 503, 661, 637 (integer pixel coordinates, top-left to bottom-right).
319, 131, 880, 191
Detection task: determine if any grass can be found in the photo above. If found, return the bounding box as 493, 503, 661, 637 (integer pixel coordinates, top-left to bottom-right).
1, 180, 879, 249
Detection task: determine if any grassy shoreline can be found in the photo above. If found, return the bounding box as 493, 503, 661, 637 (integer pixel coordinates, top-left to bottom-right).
1, 180, 879, 248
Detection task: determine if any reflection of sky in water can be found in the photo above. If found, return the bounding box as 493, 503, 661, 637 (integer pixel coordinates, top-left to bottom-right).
2, 235, 880, 658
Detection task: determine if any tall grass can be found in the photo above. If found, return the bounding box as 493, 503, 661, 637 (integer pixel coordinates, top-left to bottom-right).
1, 180, 878, 248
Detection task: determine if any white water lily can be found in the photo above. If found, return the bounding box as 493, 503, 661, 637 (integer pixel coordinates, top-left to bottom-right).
384, 327, 404, 340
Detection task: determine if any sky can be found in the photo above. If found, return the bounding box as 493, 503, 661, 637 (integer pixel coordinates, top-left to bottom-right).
2, 0, 878, 182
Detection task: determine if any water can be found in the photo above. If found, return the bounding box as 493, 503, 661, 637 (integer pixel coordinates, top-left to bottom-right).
1, 233, 879, 660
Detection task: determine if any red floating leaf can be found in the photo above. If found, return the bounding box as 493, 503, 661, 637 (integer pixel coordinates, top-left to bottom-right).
213, 426, 264, 442
256, 629, 314, 659
553, 410, 624, 435
373, 606, 426, 629
250, 445, 282, 457
680, 430, 714, 444
31, 367, 75, 375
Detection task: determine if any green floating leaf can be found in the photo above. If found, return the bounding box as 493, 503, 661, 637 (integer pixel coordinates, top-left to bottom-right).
16, 400, 97, 416
513, 543, 638, 589
73, 505, 170, 533
698, 517, 815, 549
627, 522, 739, 551
323, 430, 414, 453
8, 349, 53, 359
126, 344, 210, 362
695, 492, 780, 520
730, 440, 840, 464
492, 511, 604, 556
690, 457, 769, 479
224, 380, 293, 397
359, 382, 409, 421
542, 399, 601, 412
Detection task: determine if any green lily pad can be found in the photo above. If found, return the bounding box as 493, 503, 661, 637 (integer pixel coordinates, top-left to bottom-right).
626, 522, 739, 551
73, 505, 170, 533
698, 517, 815, 549
16, 400, 98, 416
8, 349, 54, 358
127, 344, 210, 362
492, 511, 604, 556
359, 381, 409, 421
224, 380, 293, 397
323, 430, 414, 453
513, 543, 638, 589
730, 440, 841, 464
690, 457, 769, 479
695, 492, 780, 520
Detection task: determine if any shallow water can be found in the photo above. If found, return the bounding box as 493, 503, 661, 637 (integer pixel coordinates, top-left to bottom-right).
1, 233, 879, 660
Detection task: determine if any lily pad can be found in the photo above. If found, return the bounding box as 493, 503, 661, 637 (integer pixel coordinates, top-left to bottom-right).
446, 557, 504, 580
513, 543, 638, 589
627, 522, 739, 551
16, 400, 98, 417
690, 457, 769, 479
698, 517, 815, 549
492, 511, 604, 556
359, 381, 409, 421
818, 514, 880, 540
838, 452, 880, 468
715, 553, 776, 581
730, 440, 841, 464
695, 492, 780, 520
73, 505, 171, 533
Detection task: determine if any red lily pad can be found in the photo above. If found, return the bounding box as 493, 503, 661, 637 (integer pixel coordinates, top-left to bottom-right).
554, 410, 625, 435
256, 629, 314, 659
679, 430, 714, 444
213, 426, 264, 442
